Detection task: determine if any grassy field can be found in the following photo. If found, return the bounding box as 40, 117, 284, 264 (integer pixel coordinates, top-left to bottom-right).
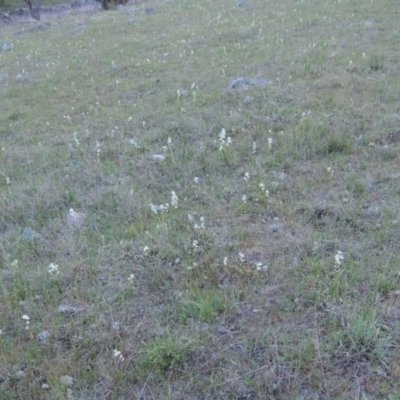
1, 0, 400, 398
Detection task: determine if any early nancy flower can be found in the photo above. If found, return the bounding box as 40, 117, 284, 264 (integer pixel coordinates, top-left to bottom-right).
244, 172, 250, 181
334, 250, 344, 268
48, 263, 59, 275
171, 191, 179, 208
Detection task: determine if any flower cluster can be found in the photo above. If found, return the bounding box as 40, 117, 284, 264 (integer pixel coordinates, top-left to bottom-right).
48, 263, 59, 275
188, 214, 205, 230
218, 128, 232, 151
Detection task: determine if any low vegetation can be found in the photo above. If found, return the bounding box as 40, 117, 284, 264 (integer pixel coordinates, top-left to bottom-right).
0, 0, 399, 398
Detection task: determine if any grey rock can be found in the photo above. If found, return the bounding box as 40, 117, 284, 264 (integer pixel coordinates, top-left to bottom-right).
151, 154, 166, 162
21, 227, 44, 241
37, 330, 51, 342
268, 219, 283, 232
227, 76, 269, 89
30, 23, 50, 32
58, 302, 85, 314
1, 43, 13, 51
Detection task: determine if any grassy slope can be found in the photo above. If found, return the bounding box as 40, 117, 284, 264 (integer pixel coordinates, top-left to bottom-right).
1, 0, 400, 398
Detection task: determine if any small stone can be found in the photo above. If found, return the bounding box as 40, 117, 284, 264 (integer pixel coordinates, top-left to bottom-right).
174, 258, 181, 265
268, 220, 283, 232
58, 302, 85, 314
42, 384, 50, 389
151, 154, 165, 162
16, 370, 26, 379
37, 330, 51, 342
1, 43, 13, 51
60, 375, 73, 387
21, 227, 44, 241
30, 23, 50, 32
67, 209, 86, 229
227, 76, 269, 89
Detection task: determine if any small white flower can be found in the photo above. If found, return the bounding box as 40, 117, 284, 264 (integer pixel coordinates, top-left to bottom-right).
268, 137, 273, 149
95, 141, 101, 158
192, 240, 199, 248
255, 262, 268, 271
188, 214, 194, 222
113, 349, 124, 361
128, 274, 135, 283
259, 183, 265, 191
193, 177, 199, 184
252, 141, 257, 154
22, 315, 30, 321
334, 250, 344, 267
327, 167, 334, 176
244, 172, 249, 181
171, 191, 179, 208
73, 132, 80, 147
143, 246, 150, 255
48, 263, 59, 275
6, 177, 11, 186
223, 257, 228, 266
167, 136, 172, 145
242, 194, 247, 203
150, 204, 158, 214
129, 138, 139, 148
239, 253, 246, 263
200, 217, 205, 229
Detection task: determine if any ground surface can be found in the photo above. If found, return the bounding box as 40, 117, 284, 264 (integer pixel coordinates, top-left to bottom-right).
0, 0, 400, 399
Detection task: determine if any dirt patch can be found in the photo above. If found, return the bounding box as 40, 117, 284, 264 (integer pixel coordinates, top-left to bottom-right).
0, 0, 102, 26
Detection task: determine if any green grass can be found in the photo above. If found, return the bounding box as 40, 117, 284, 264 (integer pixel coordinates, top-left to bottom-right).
1, 0, 400, 398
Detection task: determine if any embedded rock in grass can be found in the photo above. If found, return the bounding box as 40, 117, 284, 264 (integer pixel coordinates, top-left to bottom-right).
29, 22, 50, 32
227, 76, 269, 89
151, 154, 166, 162
21, 227, 44, 241
37, 330, 51, 343
67, 209, 86, 229
60, 375, 74, 387
57, 302, 86, 314
1, 43, 13, 51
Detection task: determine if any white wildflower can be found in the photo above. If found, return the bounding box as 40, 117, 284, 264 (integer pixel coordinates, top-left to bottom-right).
334, 250, 344, 268
244, 172, 249, 181
48, 263, 59, 275
171, 191, 179, 208
239, 253, 246, 263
